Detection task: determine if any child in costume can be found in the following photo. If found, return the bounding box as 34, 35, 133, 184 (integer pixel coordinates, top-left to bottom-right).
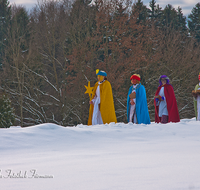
88, 69, 117, 125
192, 73, 200, 121
127, 74, 150, 124
154, 75, 180, 123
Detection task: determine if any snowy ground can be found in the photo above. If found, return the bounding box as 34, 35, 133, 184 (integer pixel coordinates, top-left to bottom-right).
1, 118, 200, 190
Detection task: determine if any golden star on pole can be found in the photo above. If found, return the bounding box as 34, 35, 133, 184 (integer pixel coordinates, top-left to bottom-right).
84, 81, 94, 100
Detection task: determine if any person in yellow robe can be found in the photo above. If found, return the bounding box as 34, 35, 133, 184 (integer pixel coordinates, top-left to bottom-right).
88, 70, 117, 125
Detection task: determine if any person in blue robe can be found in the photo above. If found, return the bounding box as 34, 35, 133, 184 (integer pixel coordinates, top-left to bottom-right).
127, 74, 150, 124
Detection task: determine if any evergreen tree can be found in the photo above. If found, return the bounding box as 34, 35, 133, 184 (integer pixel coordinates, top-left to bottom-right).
148, 0, 162, 26
161, 4, 178, 28
177, 7, 187, 33
149, 0, 156, 19
0, 94, 15, 128
68, 0, 96, 45
3, 6, 30, 127
132, 0, 148, 24
11, 6, 30, 51
0, 0, 11, 68
188, 3, 200, 41
159, 4, 187, 33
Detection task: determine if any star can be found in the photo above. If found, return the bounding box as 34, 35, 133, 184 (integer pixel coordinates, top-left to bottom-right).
84, 81, 94, 98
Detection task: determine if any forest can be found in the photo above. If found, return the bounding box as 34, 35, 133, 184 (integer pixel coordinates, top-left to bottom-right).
0, 0, 200, 127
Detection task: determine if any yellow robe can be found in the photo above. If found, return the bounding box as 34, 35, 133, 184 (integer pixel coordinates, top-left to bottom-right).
88, 80, 117, 125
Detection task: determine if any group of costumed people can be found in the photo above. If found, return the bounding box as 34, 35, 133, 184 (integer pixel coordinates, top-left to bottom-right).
88, 70, 200, 125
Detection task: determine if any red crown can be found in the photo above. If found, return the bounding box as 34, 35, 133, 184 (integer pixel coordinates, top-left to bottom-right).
130, 75, 141, 81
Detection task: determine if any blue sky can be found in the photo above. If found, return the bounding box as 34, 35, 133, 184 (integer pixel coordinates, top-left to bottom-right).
9, 0, 198, 17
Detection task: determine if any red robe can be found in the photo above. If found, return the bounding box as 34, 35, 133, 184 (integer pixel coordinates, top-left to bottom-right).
154, 84, 180, 123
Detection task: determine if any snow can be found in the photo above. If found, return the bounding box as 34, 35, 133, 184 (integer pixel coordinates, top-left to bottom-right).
1, 118, 200, 190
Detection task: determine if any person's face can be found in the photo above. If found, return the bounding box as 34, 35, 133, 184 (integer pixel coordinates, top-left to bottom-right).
97, 75, 104, 82
161, 78, 166, 85
131, 79, 137, 85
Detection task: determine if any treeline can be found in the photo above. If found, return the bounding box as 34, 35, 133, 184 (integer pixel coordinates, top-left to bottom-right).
0, 0, 200, 126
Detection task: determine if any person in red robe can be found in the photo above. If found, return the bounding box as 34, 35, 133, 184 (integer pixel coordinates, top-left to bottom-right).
154, 75, 180, 123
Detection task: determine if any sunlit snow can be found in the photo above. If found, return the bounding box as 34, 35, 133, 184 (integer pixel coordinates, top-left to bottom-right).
1, 118, 200, 190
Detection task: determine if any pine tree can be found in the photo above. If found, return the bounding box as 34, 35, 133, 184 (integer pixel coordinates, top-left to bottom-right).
132, 0, 148, 25
0, 0, 11, 68
177, 7, 187, 33
68, 0, 96, 45
149, 0, 156, 19
161, 4, 178, 28
0, 94, 15, 128
158, 4, 187, 33
3, 6, 30, 127
148, 0, 162, 26
188, 3, 200, 41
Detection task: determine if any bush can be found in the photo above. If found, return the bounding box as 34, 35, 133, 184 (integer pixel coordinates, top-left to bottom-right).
0, 94, 15, 128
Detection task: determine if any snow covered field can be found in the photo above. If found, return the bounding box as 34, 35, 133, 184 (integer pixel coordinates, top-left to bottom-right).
1, 118, 200, 190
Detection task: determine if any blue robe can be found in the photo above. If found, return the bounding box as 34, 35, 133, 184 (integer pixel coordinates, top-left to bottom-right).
127, 83, 150, 124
